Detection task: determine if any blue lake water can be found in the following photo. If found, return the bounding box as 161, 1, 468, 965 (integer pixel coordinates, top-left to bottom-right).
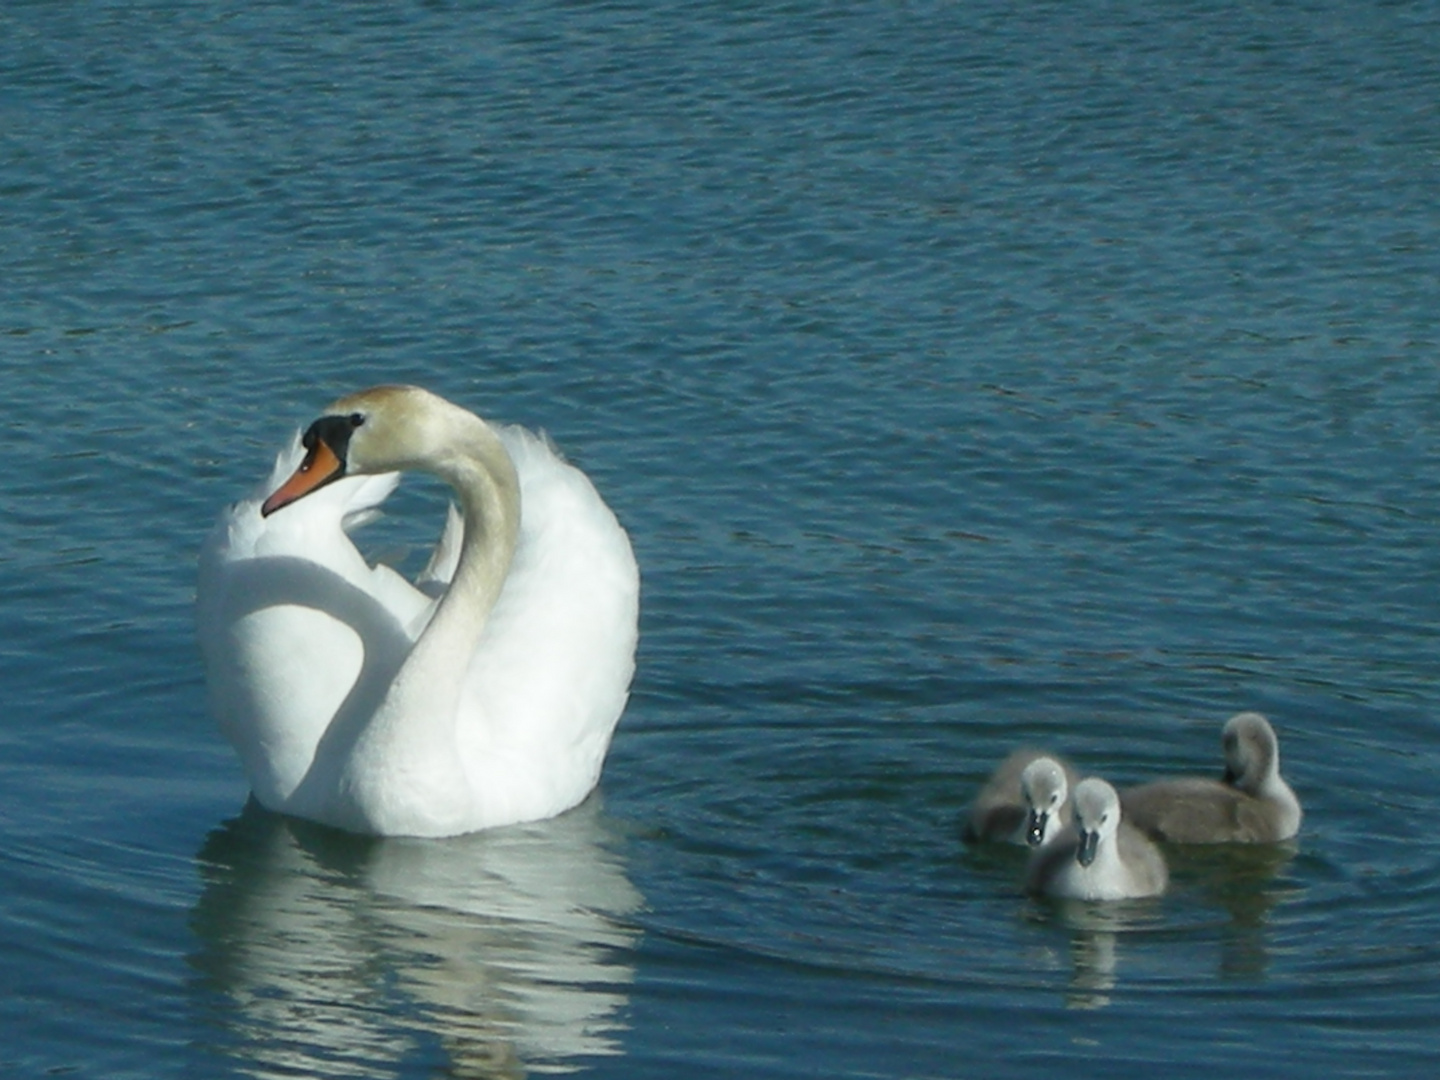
4, 0, 1440, 1075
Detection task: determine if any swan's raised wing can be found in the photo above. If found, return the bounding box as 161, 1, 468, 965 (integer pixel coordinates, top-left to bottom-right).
197, 433, 435, 806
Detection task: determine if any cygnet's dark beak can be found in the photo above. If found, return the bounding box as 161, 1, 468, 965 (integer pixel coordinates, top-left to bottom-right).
1075, 828, 1100, 867
1026, 809, 1049, 847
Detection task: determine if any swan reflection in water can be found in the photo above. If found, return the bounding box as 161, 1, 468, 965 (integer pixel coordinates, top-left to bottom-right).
189, 797, 642, 1078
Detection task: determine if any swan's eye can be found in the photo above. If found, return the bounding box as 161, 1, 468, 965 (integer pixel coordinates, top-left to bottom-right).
349, 412, 366, 428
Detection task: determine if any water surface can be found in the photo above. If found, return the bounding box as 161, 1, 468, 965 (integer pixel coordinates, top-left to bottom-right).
3, 1, 1439, 1076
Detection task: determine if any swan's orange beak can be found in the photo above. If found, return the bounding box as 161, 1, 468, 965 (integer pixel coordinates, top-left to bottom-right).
261, 437, 345, 517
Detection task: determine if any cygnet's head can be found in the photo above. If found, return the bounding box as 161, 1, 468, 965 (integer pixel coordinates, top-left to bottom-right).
1020, 757, 1069, 847
1071, 777, 1122, 868
1221, 712, 1280, 792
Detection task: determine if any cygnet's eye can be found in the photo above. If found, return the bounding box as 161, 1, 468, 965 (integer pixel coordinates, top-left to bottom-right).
349, 412, 366, 428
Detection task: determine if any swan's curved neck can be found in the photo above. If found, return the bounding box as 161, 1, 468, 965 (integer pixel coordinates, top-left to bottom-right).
343, 413, 520, 829
407, 420, 520, 686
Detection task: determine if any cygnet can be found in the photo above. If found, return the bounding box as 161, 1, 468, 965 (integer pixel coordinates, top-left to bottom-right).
1120, 712, 1301, 844
963, 749, 1076, 847
1026, 777, 1168, 901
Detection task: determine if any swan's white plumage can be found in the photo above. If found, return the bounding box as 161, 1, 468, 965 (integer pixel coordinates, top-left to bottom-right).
197, 399, 639, 838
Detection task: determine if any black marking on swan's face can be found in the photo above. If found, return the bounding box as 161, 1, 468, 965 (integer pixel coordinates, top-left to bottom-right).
304, 411, 367, 463
260, 412, 368, 517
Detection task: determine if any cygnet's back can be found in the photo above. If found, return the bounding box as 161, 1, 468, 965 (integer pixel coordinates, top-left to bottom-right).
1026, 777, 1168, 901
1120, 712, 1301, 844
963, 749, 1076, 847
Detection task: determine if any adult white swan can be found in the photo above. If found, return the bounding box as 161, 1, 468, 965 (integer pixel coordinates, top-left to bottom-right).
197, 385, 640, 838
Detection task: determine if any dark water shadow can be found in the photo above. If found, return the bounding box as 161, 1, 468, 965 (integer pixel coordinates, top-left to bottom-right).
188, 798, 642, 1079
1167, 841, 1300, 982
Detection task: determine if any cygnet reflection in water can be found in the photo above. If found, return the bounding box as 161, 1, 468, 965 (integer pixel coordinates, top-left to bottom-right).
962, 749, 1078, 848
1120, 712, 1302, 844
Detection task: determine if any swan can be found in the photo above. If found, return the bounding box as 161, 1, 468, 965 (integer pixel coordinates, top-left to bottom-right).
196, 385, 640, 838
1026, 778, 1168, 901
963, 750, 1077, 847
1119, 712, 1301, 844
